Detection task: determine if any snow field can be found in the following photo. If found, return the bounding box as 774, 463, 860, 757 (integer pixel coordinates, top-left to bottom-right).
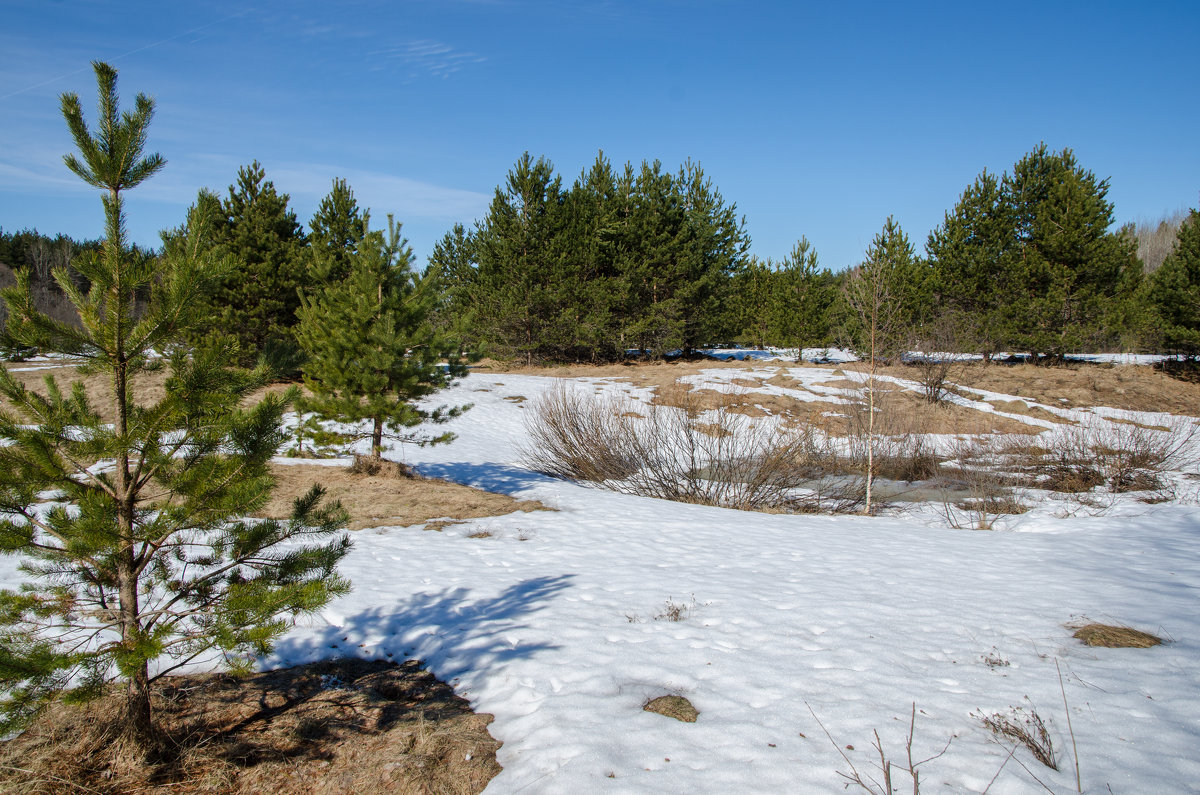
263, 369, 1200, 793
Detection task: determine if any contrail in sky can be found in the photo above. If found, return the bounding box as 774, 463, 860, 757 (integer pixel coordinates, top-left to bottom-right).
0, 7, 254, 101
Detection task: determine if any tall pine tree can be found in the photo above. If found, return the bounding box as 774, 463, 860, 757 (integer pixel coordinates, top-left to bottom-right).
308, 177, 365, 284
0, 62, 349, 748
188, 162, 309, 367
928, 145, 1140, 359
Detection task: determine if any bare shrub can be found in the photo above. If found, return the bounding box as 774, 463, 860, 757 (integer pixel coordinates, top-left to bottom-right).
653, 595, 698, 622
1030, 418, 1198, 494
975, 701, 1057, 770
520, 383, 642, 483
938, 437, 1028, 530
808, 702, 951, 795
1084, 417, 1198, 492
522, 381, 849, 512
905, 314, 970, 404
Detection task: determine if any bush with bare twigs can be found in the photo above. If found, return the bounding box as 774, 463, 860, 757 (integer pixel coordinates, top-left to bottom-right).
974, 700, 1057, 771
807, 702, 951, 795
522, 382, 862, 513
999, 418, 1198, 495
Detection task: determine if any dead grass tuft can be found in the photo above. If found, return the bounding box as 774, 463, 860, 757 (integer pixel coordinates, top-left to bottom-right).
975, 702, 1057, 770
1071, 622, 1163, 648
643, 695, 698, 723
261, 463, 547, 531
0, 658, 501, 794
349, 454, 415, 478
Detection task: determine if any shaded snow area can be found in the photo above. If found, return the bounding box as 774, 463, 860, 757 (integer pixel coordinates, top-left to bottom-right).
262, 369, 1200, 793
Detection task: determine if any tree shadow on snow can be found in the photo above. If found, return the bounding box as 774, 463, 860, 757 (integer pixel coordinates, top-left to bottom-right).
414, 461, 558, 497
269, 574, 575, 681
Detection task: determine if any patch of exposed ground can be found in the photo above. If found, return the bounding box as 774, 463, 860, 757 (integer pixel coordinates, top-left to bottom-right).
983, 399, 1076, 425
0, 364, 303, 425
646, 377, 1042, 437
947, 362, 1200, 416
260, 463, 548, 531
0, 658, 501, 794
471, 357, 763, 392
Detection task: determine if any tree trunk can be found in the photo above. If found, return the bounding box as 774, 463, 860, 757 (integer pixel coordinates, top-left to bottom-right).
372, 416, 384, 458
111, 224, 154, 748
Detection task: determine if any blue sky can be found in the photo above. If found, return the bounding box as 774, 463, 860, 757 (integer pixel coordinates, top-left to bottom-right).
2, 0, 1198, 272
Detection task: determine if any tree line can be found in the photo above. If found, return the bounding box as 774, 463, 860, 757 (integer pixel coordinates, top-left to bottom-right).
5, 147, 1198, 366
433, 145, 1197, 363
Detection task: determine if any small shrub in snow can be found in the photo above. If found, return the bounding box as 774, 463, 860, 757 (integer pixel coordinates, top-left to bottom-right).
522, 381, 844, 512
974, 701, 1057, 770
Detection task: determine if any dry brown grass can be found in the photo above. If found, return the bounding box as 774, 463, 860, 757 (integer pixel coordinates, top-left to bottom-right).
0, 364, 301, 425
260, 463, 547, 531
643, 695, 698, 723
984, 399, 1076, 425
470, 356, 758, 380
955, 362, 1200, 415
0, 658, 501, 794
651, 377, 1043, 438
1072, 623, 1163, 648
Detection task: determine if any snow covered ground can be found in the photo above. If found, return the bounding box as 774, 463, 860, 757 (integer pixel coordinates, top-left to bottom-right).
254, 368, 1200, 793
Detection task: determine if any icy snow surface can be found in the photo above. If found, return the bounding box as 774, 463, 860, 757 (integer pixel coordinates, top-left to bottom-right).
263, 369, 1200, 793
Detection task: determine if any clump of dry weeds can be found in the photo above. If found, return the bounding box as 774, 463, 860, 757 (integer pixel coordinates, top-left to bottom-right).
974, 701, 1057, 770
1071, 622, 1163, 648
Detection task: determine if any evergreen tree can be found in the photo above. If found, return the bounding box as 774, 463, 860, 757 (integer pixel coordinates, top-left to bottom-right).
774, 237, 837, 349
733, 255, 776, 349
926, 170, 1010, 357
928, 145, 1140, 359
1150, 207, 1200, 356
308, 177, 365, 284
427, 221, 479, 341
295, 215, 468, 460
1001, 144, 1139, 358
188, 162, 309, 367
470, 153, 565, 364
675, 160, 750, 350
0, 62, 349, 748
435, 152, 749, 362
843, 217, 921, 355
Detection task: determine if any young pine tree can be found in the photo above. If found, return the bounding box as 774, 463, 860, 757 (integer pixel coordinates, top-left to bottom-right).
295, 215, 469, 462
1149, 207, 1200, 356
0, 62, 351, 750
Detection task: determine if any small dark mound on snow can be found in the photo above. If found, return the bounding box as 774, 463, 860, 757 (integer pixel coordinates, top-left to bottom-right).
644, 695, 699, 723
1073, 622, 1163, 648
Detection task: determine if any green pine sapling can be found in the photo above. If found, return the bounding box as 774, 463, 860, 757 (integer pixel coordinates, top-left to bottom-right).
295, 213, 469, 463
0, 62, 351, 751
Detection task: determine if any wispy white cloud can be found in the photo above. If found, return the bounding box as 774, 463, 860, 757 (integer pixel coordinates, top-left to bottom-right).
271, 163, 490, 222
369, 39, 487, 80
